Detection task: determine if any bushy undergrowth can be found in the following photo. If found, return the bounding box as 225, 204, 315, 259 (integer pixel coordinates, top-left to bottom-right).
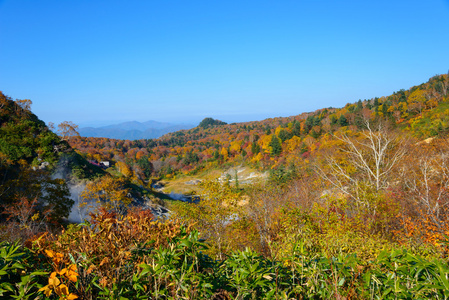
1, 208, 449, 299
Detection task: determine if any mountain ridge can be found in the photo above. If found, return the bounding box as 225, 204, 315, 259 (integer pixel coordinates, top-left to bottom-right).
79, 120, 195, 140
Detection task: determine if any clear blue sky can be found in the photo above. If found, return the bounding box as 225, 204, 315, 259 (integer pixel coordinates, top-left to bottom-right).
1, 0, 449, 127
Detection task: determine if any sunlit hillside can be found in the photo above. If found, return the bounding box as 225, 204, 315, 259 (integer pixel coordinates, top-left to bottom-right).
2, 73, 449, 298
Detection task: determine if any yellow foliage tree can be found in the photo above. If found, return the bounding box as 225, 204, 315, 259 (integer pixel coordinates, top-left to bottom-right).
116, 161, 133, 178
229, 140, 242, 154
274, 126, 283, 136
408, 89, 427, 114
284, 136, 302, 153
220, 147, 228, 160
57, 121, 80, 140
80, 176, 131, 214
174, 180, 241, 259
251, 152, 264, 163
303, 136, 316, 147
259, 134, 272, 153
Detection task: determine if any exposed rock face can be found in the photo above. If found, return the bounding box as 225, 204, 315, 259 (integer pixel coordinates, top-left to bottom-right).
140, 200, 170, 219
218, 167, 268, 185
185, 179, 201, 185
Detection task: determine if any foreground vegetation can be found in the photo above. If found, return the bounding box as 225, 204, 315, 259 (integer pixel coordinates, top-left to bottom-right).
1, 208, 449, 300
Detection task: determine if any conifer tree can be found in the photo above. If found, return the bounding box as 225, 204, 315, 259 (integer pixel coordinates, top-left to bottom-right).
269, 135, 282, 156
338, 115, 348, 126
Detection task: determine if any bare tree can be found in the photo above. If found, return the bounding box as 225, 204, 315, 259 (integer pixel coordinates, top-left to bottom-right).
318, 120, 407, 212
402, 149, 449, 228
14, 99, 32, 117
246, 183, 285, 258
57, 121, 80, 140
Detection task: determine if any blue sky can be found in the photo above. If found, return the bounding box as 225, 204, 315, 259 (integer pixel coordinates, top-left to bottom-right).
1, 0, 449, 127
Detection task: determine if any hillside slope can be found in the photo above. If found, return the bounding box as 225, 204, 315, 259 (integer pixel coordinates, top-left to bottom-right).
68, 73, 449, 181
0, 92, 104, 230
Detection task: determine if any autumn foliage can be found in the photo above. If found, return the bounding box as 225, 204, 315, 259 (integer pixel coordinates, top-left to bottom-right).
2, 73, 449, 298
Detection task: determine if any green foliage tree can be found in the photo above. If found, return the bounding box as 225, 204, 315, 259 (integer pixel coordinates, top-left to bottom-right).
338, 114, 348, 126
251, 142, 260, 155
198, 117, 227, 128
330, 115, 338, 125
356, 99, 363, 112
136, 156, 153, 177
278, 128, 292, 142
213, 149, 220, 160
269, 135, 282, 156
292, 121, 301, 136
0, 93, 64, 166
300, 142, 308, 154
310, 128, 321, 139
183, 151, 199, 165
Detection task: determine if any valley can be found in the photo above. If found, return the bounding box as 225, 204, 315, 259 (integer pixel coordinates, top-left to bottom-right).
2, 73, 449, 298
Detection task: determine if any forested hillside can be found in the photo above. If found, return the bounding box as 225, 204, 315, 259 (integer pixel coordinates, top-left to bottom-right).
0, 92, 107, 237
69, 73, 449, 181
2, 73, 449, 299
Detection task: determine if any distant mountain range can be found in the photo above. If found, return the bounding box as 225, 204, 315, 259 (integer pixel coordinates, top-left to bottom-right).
79, 120, 195, 140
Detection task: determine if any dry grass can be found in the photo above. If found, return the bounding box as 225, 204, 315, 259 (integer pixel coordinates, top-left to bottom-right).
161, 167, 266, 194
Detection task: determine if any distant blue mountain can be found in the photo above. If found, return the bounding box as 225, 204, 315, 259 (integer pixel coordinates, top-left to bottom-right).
79, 120, 194, 140
101, 120, 173, 131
